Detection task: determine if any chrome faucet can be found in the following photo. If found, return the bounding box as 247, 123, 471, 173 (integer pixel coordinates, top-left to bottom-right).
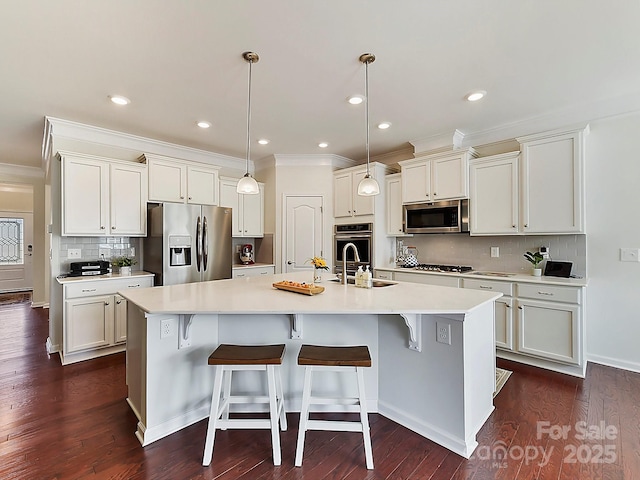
342, 242, 361, 285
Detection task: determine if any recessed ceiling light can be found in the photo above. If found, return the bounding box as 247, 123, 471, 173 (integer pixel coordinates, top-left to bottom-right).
197, 121, 211, 129
109, 95, 130, 106
465, 91, 486, 102
378, 122, 391, 130
257, 139, 270, 145
318, 142, 329, 148
348, 95, 364, 105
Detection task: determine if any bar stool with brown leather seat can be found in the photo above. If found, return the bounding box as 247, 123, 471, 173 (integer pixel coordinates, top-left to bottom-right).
294, 344, 374, 469
202, 344, 287, 467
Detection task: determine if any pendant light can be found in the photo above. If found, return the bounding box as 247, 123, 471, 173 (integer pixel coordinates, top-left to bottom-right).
357, 53, 380, 196
236, 51, 260, 195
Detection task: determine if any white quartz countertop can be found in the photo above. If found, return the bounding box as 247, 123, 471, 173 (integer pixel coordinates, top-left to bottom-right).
118, 271, 501, 316
56, 271, 155, 284
376, 266, 588, 287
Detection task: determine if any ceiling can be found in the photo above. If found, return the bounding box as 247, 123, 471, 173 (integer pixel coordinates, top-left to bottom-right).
2, 1, 640, 170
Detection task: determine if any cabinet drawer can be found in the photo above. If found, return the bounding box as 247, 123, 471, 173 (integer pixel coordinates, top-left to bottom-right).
462, 278, 513, 296
517, 283, 580, 304
232, 266, 274, 278
394, 271, 460, 288
65, 277, 153, 299
374, 270, 393, 280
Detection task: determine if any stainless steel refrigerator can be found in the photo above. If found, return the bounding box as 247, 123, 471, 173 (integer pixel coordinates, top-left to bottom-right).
143, 203, 232, 286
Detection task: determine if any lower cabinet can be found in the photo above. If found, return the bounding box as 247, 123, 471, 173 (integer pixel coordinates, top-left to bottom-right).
232, 265, 275, 279
392, 270, 461, 288
62, 275, 153, 365
463, 278, 585, 376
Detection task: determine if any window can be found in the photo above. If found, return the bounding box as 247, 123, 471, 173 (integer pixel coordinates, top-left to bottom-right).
0, 218, 24, 265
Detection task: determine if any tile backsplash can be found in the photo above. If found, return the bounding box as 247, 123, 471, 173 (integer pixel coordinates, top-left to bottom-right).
59, 237, 141, 271
397, 234, 586, 277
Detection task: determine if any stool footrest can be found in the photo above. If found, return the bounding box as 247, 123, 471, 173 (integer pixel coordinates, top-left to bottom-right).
216, 419, 273, 429
306, 420, 364, 432
308, 396, 360, 405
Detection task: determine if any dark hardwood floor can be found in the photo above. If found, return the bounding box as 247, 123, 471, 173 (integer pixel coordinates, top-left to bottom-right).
1, 302, 639, 479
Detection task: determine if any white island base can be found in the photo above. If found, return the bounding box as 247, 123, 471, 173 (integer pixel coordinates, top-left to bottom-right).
122, 274, 500, 459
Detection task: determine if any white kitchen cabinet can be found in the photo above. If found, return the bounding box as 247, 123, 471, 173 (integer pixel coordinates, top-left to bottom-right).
517, 128, 586, 234
469, 152, 520, 235
462, 277, 585, 376
333, 166, 375, 218
60, 275, 154, 365
399, 148, 476, 204
232, 265, 275, 278
61, 153, 147, 237
462, 278, 515, 350
393, 271, 461, 288
219, 177, 264, 237
146, 154, 219, 206
373, 270, 393, 281
385, 174, 404, 235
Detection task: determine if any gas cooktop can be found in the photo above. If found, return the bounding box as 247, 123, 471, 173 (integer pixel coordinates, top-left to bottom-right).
401, 264, 473, 273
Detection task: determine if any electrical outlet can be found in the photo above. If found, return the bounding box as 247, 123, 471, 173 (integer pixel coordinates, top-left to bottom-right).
436, 322, 451, 345
539, 246, 550, 259
68, 248, 81, 259
99, 248, 111, 259
236, 244, 242, 253
490, 246, 499, 258
130, 247, 135, 257
160, 319, 173, 339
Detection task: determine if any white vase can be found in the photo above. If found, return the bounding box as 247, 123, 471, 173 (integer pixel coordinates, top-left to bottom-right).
120, 266, 132, 276
532, 268, 542, 277
313, 269, 323, 283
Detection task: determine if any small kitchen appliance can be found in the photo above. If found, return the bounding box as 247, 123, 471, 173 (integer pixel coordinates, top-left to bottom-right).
240, 244, 254, 264
69, 260, 110, 276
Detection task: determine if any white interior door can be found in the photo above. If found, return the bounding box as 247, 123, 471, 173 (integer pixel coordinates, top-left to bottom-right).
0, 212, 33, 292
283, 196, 323, 274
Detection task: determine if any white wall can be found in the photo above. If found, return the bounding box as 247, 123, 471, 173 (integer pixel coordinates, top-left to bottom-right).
585, 112, 640, 372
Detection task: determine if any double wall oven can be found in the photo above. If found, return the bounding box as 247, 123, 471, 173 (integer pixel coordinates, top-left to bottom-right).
334, 223, 373, 277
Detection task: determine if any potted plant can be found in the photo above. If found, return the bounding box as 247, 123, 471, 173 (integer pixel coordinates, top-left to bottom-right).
111, 256, 137, 276
523, 251, 544, 276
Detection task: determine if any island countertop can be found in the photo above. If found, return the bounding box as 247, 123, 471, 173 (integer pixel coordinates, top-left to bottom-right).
118, 271, 501, 316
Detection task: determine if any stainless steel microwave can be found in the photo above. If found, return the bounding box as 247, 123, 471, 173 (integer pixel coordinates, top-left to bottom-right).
404, 199, 469, 234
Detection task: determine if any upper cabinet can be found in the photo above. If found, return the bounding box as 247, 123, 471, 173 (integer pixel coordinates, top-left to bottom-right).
219, 177, 264, 237
61, 153, 147, 237
469, 126, 588, 235
145, 154, 219, 205
469, 151, 520, 235
385, 173, 404, 235
517, 127, 587, 234
334, 166, 375, 218
399, 148, 477, 204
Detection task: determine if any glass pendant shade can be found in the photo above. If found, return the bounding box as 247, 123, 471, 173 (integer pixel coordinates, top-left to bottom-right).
357, 53, 380, 197
237, 173, 260, 194
237, 51, 260, 195
357, 174, 380, 196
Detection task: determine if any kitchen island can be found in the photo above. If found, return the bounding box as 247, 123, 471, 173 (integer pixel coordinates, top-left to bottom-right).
120, 272, 501, 458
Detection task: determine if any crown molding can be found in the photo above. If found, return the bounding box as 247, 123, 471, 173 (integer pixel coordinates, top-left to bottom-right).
43, 116, 246, 171
410, 129, 465, 155
0, 162, 44, 179
258, 153, 357, 170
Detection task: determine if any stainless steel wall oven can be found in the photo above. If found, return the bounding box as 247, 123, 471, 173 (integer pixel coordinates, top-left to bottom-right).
334, 223, 373, 276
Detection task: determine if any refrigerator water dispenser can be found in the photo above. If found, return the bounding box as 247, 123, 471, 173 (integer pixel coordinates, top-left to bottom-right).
169, 235, 192, 266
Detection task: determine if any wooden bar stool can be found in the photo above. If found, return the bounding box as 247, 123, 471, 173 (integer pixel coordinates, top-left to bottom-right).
202, 344, 287, 466
295, 344, 374, 469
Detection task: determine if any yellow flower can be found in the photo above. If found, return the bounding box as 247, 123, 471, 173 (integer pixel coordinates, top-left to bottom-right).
309, 256, 329, 270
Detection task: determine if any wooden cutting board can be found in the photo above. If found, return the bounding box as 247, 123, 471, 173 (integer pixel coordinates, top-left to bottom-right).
272, 281, 325, 296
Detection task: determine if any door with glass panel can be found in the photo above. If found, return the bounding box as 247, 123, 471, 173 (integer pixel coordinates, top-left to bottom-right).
0, 212, 33, 292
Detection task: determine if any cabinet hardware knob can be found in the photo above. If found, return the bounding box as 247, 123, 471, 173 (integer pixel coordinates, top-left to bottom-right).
353, 210, 356, 214
434, 193, 437, 196
188, 196, 192, 200
100, 226, 105, 229
116, 300, 122, 304
524, 224, 528, 228
505, 304, 511, 308
111, 226, 116, 229
518, 306, 523, 310
512, 225, 516, 228
180, 196, 184, 199
127, 284, 141, 288
480, 285, 493, 290
104, 302, 110, 306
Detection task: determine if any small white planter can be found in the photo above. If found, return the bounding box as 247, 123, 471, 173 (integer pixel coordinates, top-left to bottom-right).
120, 266, 132, 276
532, 268, 542, 277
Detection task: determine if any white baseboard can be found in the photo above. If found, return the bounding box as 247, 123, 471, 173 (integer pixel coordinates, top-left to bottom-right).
378, 400, 477, 459
587, 354, 640, 374
135, 404, 211, 447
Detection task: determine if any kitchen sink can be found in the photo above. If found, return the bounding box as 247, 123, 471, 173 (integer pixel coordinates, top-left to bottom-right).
328, 277, 396, 287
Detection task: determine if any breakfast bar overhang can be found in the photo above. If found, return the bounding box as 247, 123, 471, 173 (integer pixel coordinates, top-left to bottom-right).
120, 272, 501, 459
